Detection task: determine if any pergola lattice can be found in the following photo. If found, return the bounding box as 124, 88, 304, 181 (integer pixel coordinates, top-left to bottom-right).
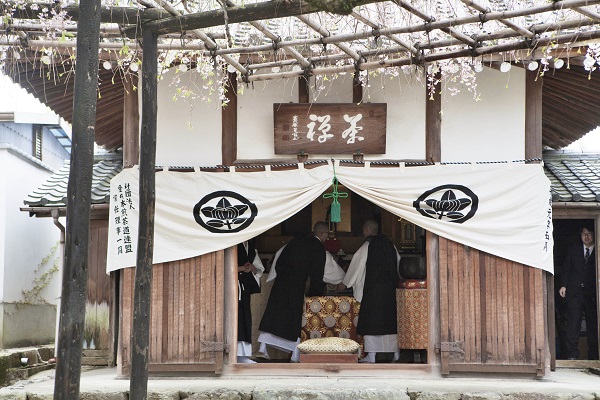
2, 0, 600, 82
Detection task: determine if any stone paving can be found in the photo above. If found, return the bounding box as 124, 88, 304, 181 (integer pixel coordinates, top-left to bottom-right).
0, 366, 599, 399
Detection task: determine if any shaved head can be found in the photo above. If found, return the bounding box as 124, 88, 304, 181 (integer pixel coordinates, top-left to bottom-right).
313, 221, 329, 235
362, 220, 378, 237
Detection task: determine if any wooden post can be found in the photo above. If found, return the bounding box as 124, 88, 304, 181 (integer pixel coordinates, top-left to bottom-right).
425, 71, 441, 163
426, 231, 440, 367
525, 70, 548, 369
224, 247, 238, 365
352, 72, 362, 104
222, 71, 237, 166
525, 70, 543, 160
53, 0, 101, 398
123, 75, 140, 167
299, 76, 309, 103
596, 216, 600, 365
129, 28, 158, 400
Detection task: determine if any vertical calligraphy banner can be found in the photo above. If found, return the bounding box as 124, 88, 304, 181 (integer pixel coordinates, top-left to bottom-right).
273, 103, 387, 154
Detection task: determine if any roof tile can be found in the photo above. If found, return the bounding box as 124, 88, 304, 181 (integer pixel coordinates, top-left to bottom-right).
24, 155, 123, 207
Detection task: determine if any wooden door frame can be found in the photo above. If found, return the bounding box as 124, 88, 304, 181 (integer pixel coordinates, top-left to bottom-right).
551, 206, 600, 369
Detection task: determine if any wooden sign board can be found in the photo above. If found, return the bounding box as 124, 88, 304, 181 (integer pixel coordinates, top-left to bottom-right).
274, 103, 387, 154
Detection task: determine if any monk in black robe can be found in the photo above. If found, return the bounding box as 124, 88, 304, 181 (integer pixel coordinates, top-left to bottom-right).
257, 222, 333, 361
237, 239, 264, 363
339, 219, 400, 363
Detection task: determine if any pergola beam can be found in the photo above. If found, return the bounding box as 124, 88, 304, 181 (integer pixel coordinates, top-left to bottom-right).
574, 6, 600, 22
244, 28, 600, 82
458, 0, 535, 38
2, 2, 169, 24
147, 0, 248, 75
394, 0, 477, 47
350, 10, 419, 57
224, 0, 311, 69
126, 0, 389, 37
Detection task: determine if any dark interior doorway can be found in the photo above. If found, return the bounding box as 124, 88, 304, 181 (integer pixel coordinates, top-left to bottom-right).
553, 219, 598, 360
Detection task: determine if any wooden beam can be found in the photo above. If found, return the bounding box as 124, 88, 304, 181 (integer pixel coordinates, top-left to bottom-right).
123, 76, 140, 168
135, 0, 389, 37
129, 28, 158, 400
425, 72, 441, 163
525, 71, 542, 160
544, 103, 598, 133
53, 0, 102, 397
3, 2, 171, 24
222, 71, 238, 166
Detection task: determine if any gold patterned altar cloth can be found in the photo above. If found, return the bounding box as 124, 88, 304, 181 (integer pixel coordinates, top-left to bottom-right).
396, 288, 428, 350
301, 296, 363, 349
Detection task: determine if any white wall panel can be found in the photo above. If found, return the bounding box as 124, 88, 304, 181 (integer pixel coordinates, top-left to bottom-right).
441, 67, 525, 162
155, 69, 222, 167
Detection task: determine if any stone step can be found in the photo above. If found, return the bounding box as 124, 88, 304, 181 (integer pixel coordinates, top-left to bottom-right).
82, 349, 110, 366
5, 363, 55, 387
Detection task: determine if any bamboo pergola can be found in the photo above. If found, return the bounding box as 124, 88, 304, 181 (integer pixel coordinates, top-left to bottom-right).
2, 0, 600, 84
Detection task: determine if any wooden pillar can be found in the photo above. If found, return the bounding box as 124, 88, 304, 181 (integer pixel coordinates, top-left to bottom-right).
426, 231, 440, 367
299, 76, 309, 103
595, 216, 600, 366
123, 75, 140, 167
425, 72, 441, 163
525, 71, 543, 160
130, 28, 158, 400
224, 247, 238, 365
525, 70, 548, 369
53, 0, 101, 398
352, 72, 362, 104
222, 72, 237, 166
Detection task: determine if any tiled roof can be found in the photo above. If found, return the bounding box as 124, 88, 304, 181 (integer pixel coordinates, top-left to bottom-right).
543, 152, 600, 203
23, 152, 600, 208
23, 154, 123, 207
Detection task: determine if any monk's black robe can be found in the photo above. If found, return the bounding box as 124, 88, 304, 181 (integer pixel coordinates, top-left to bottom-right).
356, 234, 399, 336
259, 236, 326, 341
238, 240, 261, 344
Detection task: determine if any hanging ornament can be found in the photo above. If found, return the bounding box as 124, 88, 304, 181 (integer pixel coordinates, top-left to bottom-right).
553, 59, 565, 69
500, 61, 511, 73
527, 61, 539, 71
322, 164, 348, 223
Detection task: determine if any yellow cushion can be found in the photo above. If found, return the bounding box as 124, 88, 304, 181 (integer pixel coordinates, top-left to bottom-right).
297, 337, 360, 354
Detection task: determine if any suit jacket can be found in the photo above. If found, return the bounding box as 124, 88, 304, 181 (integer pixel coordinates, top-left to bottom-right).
561, 243, 597, 299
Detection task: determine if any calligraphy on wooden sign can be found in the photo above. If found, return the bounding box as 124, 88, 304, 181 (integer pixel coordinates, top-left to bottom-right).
274, 103, 387, 154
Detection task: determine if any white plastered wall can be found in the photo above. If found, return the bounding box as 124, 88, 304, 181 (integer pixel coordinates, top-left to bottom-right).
237, 72, 427, 160
441, 67, 526, 162
0, 149, 61, 347
0, 150, 61, 303
155, 68, 223, 167
155, 67, 525, 165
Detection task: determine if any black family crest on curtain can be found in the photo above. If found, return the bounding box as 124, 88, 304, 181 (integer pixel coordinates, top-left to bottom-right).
193, 191, 258, 233
413, 184, 479, 223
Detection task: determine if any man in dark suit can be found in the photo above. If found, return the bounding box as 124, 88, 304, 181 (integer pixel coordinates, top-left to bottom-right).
559, 225, 598, 360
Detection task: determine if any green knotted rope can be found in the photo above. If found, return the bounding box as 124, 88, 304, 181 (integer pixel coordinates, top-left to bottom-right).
322, 166, 348, 223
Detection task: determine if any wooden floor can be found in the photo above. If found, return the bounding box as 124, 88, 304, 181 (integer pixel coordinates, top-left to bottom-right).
555, 359, 600, 369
